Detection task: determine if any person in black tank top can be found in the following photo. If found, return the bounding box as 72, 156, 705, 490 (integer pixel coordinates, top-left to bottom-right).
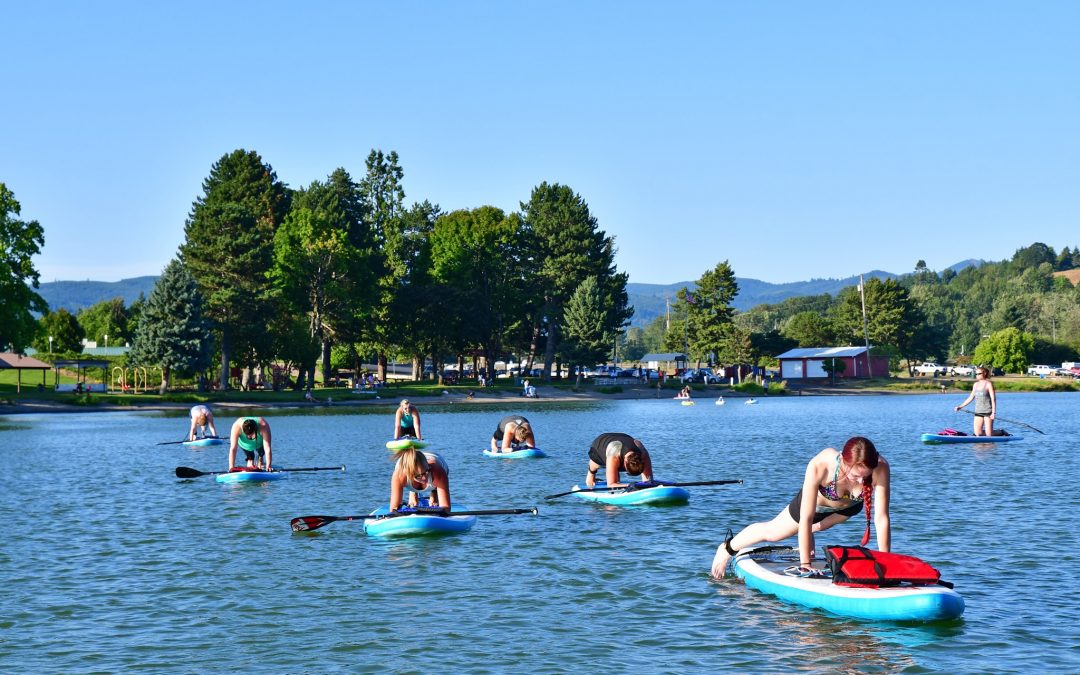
586, 432, 653, 488
490, 414, 537, 452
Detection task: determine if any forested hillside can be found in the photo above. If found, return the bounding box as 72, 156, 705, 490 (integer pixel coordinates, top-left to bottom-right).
620, 244, 1080, 373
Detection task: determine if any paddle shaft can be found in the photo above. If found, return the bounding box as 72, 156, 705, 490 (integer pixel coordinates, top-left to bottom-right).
290, 507, 538, 531
176, 465, 346, 478
158, 436, 222, 446
956, 408, 1044, 434
544, 479, 742, 500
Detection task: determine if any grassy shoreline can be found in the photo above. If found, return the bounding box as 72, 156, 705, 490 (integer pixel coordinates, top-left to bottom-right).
1, 373, 1075, 415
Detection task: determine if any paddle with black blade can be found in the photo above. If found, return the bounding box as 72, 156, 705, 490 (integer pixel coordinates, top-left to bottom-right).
291, 507, 539, 532
175, 465, 347, 478
544, 479, 743, 500
956, 408, 1045, 434
158, 436, 223, 446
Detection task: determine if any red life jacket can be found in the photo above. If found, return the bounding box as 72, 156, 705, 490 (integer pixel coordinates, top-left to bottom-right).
825, 545, 953, 589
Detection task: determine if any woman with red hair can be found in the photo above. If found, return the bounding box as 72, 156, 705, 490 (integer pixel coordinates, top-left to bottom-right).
710, 436, 890, 578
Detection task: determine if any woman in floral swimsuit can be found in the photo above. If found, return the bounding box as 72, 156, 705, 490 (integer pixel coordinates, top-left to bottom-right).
710, 436, 891, 578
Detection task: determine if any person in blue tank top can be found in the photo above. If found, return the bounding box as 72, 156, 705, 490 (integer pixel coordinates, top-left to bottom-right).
954, 366, 997, 436
490, 414, 536, 453
227, 416, 273, 471
710, 436, 891, 579
393, 399, 423, 440
585, 432, 653, 488
188, 404, 217, 440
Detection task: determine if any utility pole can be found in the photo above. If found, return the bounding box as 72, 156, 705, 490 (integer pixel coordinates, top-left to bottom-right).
859, 275, 871, 375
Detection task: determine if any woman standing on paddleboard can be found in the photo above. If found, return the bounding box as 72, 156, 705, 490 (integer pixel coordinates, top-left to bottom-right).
954, 366, 997, 436
389, 447, 451, 510
710, 436, 890, 578
490, 415, 537, 453
393, 399, 423, 440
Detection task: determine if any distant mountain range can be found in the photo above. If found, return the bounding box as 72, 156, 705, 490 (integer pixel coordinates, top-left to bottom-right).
35, 260, 984, 326
625, 259, 982, 327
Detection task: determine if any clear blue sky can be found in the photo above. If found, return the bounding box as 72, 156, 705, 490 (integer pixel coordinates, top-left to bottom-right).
3, 1, 1078, 285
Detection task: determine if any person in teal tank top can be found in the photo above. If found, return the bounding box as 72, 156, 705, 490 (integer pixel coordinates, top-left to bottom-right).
393, 399, 422, 440
227, 416, 273, 471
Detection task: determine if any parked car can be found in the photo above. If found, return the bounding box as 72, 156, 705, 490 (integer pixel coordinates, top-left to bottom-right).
681, 368, 722, 384
913, 362, 945, 376
1026, 365, 1056, 377
949, 365, 976, 377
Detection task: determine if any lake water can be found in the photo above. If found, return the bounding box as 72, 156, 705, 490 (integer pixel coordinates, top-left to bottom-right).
1, 393, 1077, 673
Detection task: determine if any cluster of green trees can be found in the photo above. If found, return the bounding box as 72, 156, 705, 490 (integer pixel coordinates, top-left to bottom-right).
619, 244, 1080, 374
5, 166, 1078, 385
3, 150, 632, 390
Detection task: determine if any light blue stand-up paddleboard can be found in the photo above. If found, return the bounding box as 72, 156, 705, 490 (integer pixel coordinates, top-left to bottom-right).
571, 481, 690, 506
182, 437, 224, 448
482, 447, 547, 459
733, 546, 965, 622
920, 433, 1021, 444
363, 504, 476, 537
385, 438, 429, 451
215, 467, 287, 483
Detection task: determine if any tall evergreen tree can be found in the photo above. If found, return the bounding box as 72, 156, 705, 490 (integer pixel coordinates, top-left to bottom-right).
357, 150, 407, 380
563, 276, 617, 386
429, 207, 529, 374
272, 175, 379, 386
521, 182, 629, 379
129, 259, 212, 393
678, 261, 739, 364
179, 149, 289, 389
0, 183, 47, 351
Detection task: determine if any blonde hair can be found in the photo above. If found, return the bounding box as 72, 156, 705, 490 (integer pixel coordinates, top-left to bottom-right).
195, 414, 207, 426
514, 422, 532, 442
392, 447, 428, 481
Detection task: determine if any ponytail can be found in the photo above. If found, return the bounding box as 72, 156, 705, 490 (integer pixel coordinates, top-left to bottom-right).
860, 480, 873, 546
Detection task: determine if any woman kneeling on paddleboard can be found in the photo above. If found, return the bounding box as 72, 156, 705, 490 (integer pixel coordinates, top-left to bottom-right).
490, 415, 537, 453
228, 416, 273, 471
189, 404, 217, 440
390, 447, 451, 510
585, 433, 653, 488
710, 436, 890, 578
393, 399, 423, 440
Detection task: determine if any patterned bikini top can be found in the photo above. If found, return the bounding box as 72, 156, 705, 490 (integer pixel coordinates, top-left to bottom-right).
818, 454, 862, 502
